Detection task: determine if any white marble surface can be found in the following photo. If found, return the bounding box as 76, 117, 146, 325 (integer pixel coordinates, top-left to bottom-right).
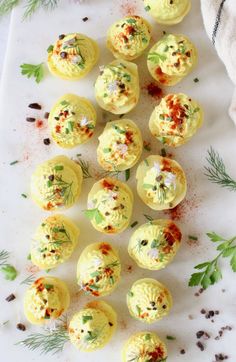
0, 1, 236, 362
0, 14, 11, 78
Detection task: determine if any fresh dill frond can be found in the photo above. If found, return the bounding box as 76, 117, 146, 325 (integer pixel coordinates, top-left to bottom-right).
23, 0, 60, 19
16, 319, 69, 355
0, 0, 19, 17
204, 147, 236, 191
0, 250, 10, 266
20, 274, 36, 286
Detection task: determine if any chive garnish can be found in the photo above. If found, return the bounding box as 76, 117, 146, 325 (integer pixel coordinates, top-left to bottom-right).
10, 160, 19, 165
130, 221, 138, 228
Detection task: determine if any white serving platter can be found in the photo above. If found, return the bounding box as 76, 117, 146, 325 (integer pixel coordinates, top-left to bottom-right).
0, 1, 236, 361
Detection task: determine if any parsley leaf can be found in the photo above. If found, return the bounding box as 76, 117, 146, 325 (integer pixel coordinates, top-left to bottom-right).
84, 208, 104, 224
189, 232, 236, 289
1, 265, 17, 281
20, 63, 44, 83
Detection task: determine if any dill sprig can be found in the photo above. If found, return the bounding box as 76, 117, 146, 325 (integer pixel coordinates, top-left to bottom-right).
16, 318, 69, 355
0, 0, 18, 16
204, 147, 236, 191
0, 250, 10, 266
23, 0, 60, 19
189, 232, 236, 289
20, 274, 36, 286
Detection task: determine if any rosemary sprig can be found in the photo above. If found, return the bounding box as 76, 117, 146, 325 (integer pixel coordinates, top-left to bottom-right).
204, 147, 236, 191
16, 318, 69, 355
20, 274, 36, 286
0, 0, 18, 16
23, 0, 60, 19
189, 232, 236, 289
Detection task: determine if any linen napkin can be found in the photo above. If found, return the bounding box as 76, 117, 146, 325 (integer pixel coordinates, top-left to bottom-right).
200, 0, 236, 124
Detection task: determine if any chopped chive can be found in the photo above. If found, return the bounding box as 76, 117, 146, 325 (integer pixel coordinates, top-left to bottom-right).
125, 168, 130, 181
130, 221, 138, 228
54, 165, 64, 171
103, 148, 111, 153
144, 159, 149, 166
47, 45, 54, 53
145, 5, 151, 11
188, 235, 198, 241
76, 153, 82, 157
166, 335, 176, 340
27, 253, 31, 260
127, 291, 134, 297
10, 160, 19, 165
68, 121, 74, 132
21, 193, 27, 198
47, 180, 52, 187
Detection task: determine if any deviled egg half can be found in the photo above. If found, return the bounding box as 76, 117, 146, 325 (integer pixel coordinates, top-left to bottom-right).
128, 219, 182, 270
136, 155, 187, 210
144, 0, 191, 25
85, 178, 133, 234
149, 93, 203, 147
48, 94, 96, 148
95, 60, 140, 114
147, 33, 197, 86
31, 155, 83, 211
77, 242, 121, 297
47, 33, 99, 80
127, 278, 172, 323
107, 15, 151, 60
122, 331, 168, 362
24, 276, 70, 325
30, 215, 79, 270
68, 300, 117, 352
97, 119, 143, 171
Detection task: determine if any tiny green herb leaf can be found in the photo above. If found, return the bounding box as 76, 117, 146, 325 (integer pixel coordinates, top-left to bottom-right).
20, 63, 44, 83
1, 265, 17, 281
47, 44, 54, 53
82, 315, 93, 324
166, 335, 176, 340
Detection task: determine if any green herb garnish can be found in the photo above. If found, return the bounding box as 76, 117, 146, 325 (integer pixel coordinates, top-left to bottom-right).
75, 156, 93, 179
82, 315, 93, 324
125, 168, 130, 181
166, 335, 176, 340
84, 208, 104, 224
144, 5, 151, 11
47, 44, 54, 53
54, 165, 64, 171
1, 265, 17, 281
15, 316, 68, 355
10, 160, 19, 165
21, 193, 27, 198
204, 147, 236, 191
189, 235, 198, 241
20, 63, 44, 83
148, 52, 167, 64
189, 232, 236, 289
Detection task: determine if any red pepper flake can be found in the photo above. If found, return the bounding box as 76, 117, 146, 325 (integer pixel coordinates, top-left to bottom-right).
125, 130, 133, 145
148, 345, 165, 360
144, 82, 164, 100
120, 0, 138, 16
55, 125, 61, 133
166, 94, 187, 130
155, 67, 167, 84
164, 193, 200, 222
126, 25, 136, 36
161, 158, 172, 172
35, 119, 44, 128
99, 242, 112, 255
101, 179, 114, 190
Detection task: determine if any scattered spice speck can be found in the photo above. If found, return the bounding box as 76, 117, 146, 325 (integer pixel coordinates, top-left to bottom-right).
166, 335, 176, 340
194, 78, 199, 83
144, 82, 164, 100
21, 193, 27, 198
82, 16, 88, 22
26, 117, 36, 123
16, 323, 26, 331
5, 293, 16, 302
120, 0, 138, 16
43, 138, 50, 145
28, 103, 41, 110
44, 112, 49, 119
180, 349, 186, 354
196, 341, 205, 351
35, 119, 44, 128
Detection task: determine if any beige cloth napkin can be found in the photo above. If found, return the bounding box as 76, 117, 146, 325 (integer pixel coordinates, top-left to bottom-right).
200, 0, 236, 124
